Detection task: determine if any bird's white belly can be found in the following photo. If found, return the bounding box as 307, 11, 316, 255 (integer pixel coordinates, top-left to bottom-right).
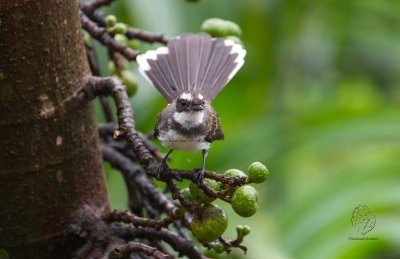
158, 129, 210, 152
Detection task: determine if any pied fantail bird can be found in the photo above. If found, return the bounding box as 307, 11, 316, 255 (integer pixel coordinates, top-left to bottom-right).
137, 32, 246, 184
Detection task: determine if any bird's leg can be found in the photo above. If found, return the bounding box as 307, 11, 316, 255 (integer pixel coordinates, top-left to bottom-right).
156, 149, 173, 180
195, 149, 208, 186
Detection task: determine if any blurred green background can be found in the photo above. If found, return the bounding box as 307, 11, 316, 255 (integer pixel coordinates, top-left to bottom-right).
93, 0, 400, 258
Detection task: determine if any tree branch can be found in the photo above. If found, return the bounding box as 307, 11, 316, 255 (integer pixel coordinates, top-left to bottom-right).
83, 0, 114, 14
80, 11, 140, 61
219, 236, 247, 254
114, 225, 207, 259
105, 208, 181, 229
98, 123, 163, 161
109, 242, 171, 259
83, 76, 154, 165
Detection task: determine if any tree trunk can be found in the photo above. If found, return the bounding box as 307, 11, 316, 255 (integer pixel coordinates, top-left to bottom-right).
0, 0, 109, 258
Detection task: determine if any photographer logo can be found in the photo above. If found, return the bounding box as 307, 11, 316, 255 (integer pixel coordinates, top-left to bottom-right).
349, 205, 378, 241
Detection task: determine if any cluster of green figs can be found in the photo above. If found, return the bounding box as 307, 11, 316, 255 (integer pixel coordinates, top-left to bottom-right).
104, 15, 140, 97
181, 162, 269, 246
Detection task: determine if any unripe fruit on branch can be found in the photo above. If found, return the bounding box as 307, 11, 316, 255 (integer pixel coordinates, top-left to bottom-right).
224, 168, 247, 178
201, 18, 242, 38
213, 243, 225, 254
222, 169, 247, 195
108, 23, 127, 34
120, 70, 138, 97
242, 225, 251, 236
236, 224, 251, 240
231, 185, 259, 217
180, 188, 195, 202
83, 30, 91, 45
236, 224, 244, 235
247, 162, 269, 183
190, 178, 221, 204
127, 39, 140, 50
114, 23, 127, 34
114, 34, 128, 45
224, 35, 243, 46
108, 61, 116, 74
106, 15, 117, 28
191, 204, 228, 242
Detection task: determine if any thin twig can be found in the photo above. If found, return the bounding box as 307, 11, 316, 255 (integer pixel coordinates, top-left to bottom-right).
82, 0, 114, 14
109, 242, 171, 259
114, 225, 207, 259
219, 236, 247, 254
105, 208, 180, 229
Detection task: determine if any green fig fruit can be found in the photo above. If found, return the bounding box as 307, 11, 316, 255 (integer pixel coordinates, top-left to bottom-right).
247, 162, 269, 183
236, 224, 244, 236
120, 70, 138, 97
231, 185, 259, 217
224, 20, 242, 37
108, 61, 116, 74
224, 169, 247, 178
108, 23, 127, 34
191, 204, 228, 242
201, 18, 241, 37
222, 169, 247, 195
181, 188, 195, 202
224, 35, 243, 46
114, 34, 128, 45
190, 178, 221, 204
127, 39, 140, 50
83, 30, 91, 45
242, 225, 251, 236
201, 18, 228, 37
106, 15, 117, 28
213, 242, 225, 254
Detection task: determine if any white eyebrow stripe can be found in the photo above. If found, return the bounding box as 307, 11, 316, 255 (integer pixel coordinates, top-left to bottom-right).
180, 92, 193, 101
198, 93, 203, 100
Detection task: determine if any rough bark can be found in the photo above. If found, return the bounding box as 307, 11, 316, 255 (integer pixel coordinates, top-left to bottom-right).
0, 0, 109, 258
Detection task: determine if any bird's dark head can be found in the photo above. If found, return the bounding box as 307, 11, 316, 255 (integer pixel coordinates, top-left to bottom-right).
175, 92, 205, 113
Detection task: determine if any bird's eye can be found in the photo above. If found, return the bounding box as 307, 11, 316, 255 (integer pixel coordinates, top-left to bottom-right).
201, 100, 205, 105
180, 100, 187, 106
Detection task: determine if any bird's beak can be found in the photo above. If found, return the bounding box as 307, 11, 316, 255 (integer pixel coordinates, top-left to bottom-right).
192, 104, 204, 111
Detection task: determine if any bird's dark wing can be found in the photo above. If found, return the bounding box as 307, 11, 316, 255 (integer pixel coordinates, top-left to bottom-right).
154, 112, 162, 138
205, 105, 224, 143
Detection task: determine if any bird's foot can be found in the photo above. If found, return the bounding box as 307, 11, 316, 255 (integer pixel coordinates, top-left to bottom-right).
194, 167, 205, 186
156, 160, 168, 181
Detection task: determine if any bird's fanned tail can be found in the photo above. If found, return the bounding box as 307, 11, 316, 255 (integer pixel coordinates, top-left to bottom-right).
137, 33, 246, 102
